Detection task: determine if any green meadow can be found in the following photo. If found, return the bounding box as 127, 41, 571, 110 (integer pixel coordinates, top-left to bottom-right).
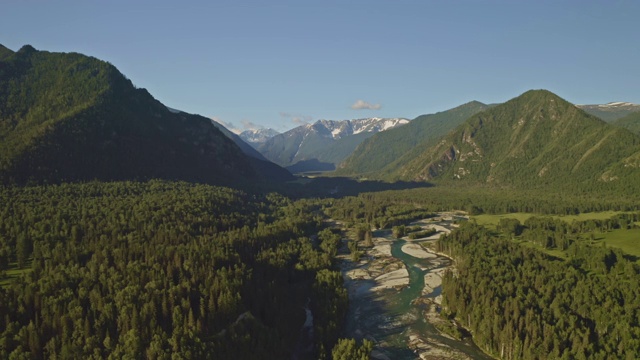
472, 211, 627, 229
594, 228, 640, 258
473, 211, 640, 261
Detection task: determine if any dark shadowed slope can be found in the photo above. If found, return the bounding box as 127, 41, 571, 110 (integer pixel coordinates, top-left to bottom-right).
0, 44, 291, 186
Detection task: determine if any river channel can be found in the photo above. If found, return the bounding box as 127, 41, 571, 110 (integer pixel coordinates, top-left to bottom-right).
341, 215, 492, 360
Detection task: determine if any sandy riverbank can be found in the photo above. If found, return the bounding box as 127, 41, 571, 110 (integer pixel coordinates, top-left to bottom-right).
371, 238, 392, 257
343, 236, 409, 291
408, 332, 474, 360
401, 243, 437, 259
423, 267, 447, 301
371, 268, 410, 291
341, 214, 488, 360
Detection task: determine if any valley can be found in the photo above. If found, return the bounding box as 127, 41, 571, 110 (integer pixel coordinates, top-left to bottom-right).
2, 42, 640, 359
340, 214, 492, 360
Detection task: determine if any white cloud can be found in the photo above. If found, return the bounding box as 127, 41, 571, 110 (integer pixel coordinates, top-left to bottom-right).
292, 117, 308, 125
210, 116, 242, 134
211, 117, 269, 134
241, 120, 263, 131
351, 99, 381, 110
279, 112, 313, 126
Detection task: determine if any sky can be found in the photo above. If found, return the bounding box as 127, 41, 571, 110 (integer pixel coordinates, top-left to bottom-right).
2, 0, 639, 133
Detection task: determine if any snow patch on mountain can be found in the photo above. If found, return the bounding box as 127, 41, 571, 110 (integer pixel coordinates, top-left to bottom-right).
577, 102, 640, 110
239, 128, 280, 145
599, 102, 636, 108
311, 117, 409, 139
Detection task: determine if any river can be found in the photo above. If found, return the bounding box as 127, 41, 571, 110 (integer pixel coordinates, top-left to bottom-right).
341, 215, 492, 360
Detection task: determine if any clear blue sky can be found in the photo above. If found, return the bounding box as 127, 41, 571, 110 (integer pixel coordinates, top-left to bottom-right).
3, 1, 638, 132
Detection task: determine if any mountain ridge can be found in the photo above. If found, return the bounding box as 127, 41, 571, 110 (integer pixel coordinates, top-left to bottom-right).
257, 117, 408, 172
577, 102, 640, 122
386, 90, 640, 193
0, 44, 291, 186
240, 128, 280, 148
336, 101, 491, 177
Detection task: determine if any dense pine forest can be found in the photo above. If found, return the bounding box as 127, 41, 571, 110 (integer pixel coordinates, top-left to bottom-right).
3, 180, 640, 359
0, 181, 352, 359
438, 218, 640, 359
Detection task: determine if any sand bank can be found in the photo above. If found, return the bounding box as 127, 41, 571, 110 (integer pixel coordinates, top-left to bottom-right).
401, 243, 437, 259
371, 267, 409, 291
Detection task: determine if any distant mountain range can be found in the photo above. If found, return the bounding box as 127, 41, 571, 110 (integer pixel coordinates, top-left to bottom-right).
577, 102, 640, 122
0, 44, 291, 186
367, 90, 640, 193
257, 117, 408, 172
239, 128, 280, 148
3, 44, 638, 195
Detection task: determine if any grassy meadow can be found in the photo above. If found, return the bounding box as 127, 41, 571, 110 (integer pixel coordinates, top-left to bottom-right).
473, 211, 640, 261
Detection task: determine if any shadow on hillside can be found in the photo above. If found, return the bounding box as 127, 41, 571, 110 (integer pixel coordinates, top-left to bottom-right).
281, 176, 432, 199
286, 159, 336, 173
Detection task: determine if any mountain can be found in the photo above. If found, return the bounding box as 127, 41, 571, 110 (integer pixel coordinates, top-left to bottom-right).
206, 117, 271, 160
386, 90, 640, 192
577, 102, 640, 122
257, 117, 409, 172
166, 106, 270, 161
0, 44, 291, 186
239, 128, 280, 148
0, 44, 13, 60
336, 101, 491, 177
612, 111, 640, 136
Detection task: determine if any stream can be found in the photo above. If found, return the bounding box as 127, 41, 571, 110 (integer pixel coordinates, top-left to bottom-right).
341, 216, 492, 359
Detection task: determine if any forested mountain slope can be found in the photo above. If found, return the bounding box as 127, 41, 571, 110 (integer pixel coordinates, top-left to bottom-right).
389, 90, 640, 193
336, 101, 490, 176
612, 111, 640, 135
0, 45, 291, 186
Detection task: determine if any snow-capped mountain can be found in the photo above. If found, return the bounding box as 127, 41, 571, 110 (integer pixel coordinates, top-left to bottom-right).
239, 128, 280, 147
313, 118, 409, 140
257, 117, 409, 172
577, 102, 640, 122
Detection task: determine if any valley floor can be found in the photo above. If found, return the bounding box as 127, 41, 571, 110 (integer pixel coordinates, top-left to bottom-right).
339, 214, 492, 360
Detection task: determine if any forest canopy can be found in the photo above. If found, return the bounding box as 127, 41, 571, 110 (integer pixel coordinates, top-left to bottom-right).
0, 180, 346, 359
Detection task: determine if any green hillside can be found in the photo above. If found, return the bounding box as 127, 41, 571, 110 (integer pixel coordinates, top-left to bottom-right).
0, 45, 290, 186
336, 101, 490, 176
258, 127, 306, 167
613, 111, 640, 135
389, 90, 640, 193
283, 132, 377, 173
310, 132, 373, 167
